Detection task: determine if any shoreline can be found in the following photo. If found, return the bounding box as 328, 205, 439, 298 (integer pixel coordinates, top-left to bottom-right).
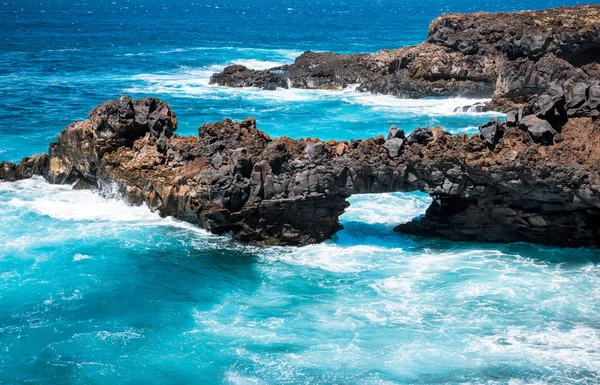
2, 4, 600, 248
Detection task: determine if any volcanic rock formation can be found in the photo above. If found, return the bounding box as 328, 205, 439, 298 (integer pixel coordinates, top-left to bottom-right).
2, 5, 600, 247
2, 90, 600, 247
210, 5, 600, 111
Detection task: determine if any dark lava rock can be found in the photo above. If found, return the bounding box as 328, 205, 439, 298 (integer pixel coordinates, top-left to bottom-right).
388, 125, 405, 140
521, 115, 558, 145
406, 128, 433, 146
566, 82, 600, 117
157, 133, 168, 153
454, 102, 487, 113
479, 118, 504, 146
0, 162, 16, 181
384, 138, 404, 157
506, 110, 519, 127
3, 95, 600, 248
210, 5, 600, 110
211, 152, 223, 169
5, 6, 600, 248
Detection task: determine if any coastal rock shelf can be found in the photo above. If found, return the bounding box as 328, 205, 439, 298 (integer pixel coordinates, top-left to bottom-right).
210, 5, 600, 112
2, 4, 600, 247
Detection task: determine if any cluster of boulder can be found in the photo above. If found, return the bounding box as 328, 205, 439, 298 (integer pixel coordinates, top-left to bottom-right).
2, 5, 600, 247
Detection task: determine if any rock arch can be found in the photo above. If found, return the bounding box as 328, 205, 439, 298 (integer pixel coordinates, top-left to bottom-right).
2, 96, 600, 247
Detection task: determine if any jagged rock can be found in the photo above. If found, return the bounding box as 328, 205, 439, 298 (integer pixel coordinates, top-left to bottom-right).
0, 162, 16, 181
211, 152, 223, 169
506, 110, 519, 127
5, 6, 600, 248
384, 138, 404, 157
305, 142, 329, 159
479, 118, 503, 146
454, 103, 487, 113
2, 96, 600, 247
132, 97, 177, 138
157, 133, 168, 153
406, 128, 433, 145
521, 115, 558, 145
209, 65, 288, 90
42, 95, 177, 185
335, 142, 348, 156
0, 155, 49, 181
566, 82, 600, 117
388, 125, 405, 140
566, 82, 589, 111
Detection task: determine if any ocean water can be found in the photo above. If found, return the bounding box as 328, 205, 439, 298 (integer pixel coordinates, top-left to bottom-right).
1, 0, 598, 384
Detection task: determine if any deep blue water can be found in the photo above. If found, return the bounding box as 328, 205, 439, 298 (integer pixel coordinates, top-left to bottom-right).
1, 0, 599, 384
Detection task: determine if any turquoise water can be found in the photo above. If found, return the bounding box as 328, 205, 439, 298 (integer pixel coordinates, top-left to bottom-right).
1, 0, 599, 384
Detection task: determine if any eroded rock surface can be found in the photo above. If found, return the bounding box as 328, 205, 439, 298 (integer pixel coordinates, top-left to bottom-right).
0, 95, 178, 186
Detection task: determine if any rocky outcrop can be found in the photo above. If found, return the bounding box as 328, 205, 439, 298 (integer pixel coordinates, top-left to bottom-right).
210, 5, 600, 109
0, 154, 49, 182
3, 6, 600, 247
396, 115, 600, 246
2, 94, 600, 247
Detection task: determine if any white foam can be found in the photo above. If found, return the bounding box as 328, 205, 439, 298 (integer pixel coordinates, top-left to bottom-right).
73, 253, 91, 261
226, 59, 289, 70
455, 281, 517, 300
130, 65, 221, 93
470, 325, 600, 371
259, 243, 408, 273
128, 65, 501, 117
236, 48, 305, 61
0, 177, 211, 234
60, 289, 83, 301
339, 87, 498, 116
127, 70, 330, 102
344, 192, 431, 226
224, 372, 265, 385
370, 249, 509, 298
95, 329, 144, 343
42, 48, 83, 53
7, 189, 161, 223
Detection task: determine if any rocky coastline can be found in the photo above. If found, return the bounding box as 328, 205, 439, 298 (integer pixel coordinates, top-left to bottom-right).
2, 5, 600, 247
210, 5, 600, 112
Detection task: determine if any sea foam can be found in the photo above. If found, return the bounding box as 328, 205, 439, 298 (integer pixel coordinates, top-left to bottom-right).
127, 64, 501, 118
